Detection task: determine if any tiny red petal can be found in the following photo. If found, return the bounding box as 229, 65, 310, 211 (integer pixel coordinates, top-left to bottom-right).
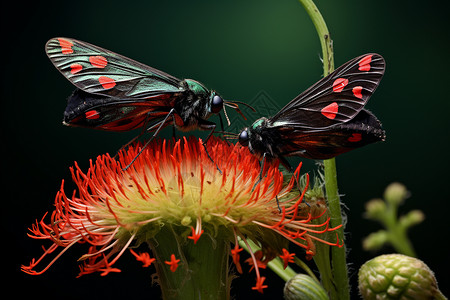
187, 226, 204, 244
252, 276, 268, 293
129, 249, 155, 267
231, 244, 244, 274
99, 266, 121, 276
279, 248, 295, 269
165, 254, 181, 272
245, 250, 267, 272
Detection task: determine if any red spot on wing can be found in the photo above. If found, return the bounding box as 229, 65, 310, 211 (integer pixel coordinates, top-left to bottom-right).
89, 55, 108, 68
321, 102, 339, 120
70, 64, 83, 74
348, 133, 362, 142
332, 78, 348, 93
85, 110, 100, 120
58, 38, 74, 54
352, 86, 363, 99
358, 55, 373, 71
98, 76, 116, 89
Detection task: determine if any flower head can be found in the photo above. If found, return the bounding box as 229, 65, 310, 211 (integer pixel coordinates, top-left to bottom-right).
22, 136, 342, 293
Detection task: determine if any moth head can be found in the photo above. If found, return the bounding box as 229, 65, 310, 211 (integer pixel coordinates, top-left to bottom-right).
209, 92, 224, 114
238, 128, 250, 147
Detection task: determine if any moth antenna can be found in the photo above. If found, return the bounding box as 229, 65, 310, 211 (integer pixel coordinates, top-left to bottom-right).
224, 102, 247, 120
216, 130, 238, 136
226, 100, 256, 112
224, 135, 238, 140
222, 104, 231, 126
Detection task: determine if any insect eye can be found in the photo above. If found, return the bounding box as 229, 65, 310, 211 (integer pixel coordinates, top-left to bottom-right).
210, 95, 223, 113
238, 129, 249, 146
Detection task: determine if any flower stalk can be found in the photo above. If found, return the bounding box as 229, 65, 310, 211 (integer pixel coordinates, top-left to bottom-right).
148, 224, 231, 300
238, 237, 297, 282
298, 0, 349, 299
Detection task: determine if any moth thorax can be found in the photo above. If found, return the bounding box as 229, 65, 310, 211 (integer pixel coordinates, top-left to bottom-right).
251, 117, 269, 129
184, 79, 209, 95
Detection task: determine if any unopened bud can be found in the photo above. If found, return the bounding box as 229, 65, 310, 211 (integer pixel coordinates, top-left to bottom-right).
384, 182, 408, 206
362, 230, 389, 251
358, 254, 444, 300
284, 274, 329, 300
399, 210, 425, 229
364, 199, 386, 220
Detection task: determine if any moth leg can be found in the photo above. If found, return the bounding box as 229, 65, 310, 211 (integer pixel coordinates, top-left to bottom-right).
123, 108, 176, 170
218, 113, 225, 132
218, 114, 226, 142
275, 195, 281, 213
251, 152, 268, 192
198, 119, 222, 174
171, 113, 177, 140
278, 155, 293, 173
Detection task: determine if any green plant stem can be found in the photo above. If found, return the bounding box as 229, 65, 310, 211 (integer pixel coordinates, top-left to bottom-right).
267, 257, 298, 282
298, 0, 334, 77
313, 234, 337, 299
323, 159, 349, 300
298, 0, 350, 299
384, 204, 417, 257
148, 225, 230, 300
239, 238, 297, 282
293, 257, 320, 283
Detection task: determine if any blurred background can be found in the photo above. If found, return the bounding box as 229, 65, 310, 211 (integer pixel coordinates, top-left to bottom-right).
5, 0, 449, 298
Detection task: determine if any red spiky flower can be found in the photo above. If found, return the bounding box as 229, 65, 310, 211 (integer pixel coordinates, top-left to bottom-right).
22, 136, 342, 295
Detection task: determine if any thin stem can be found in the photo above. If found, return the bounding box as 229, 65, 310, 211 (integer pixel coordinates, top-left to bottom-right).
239, 238, 297, 282
267, 257, 297, 282
293, 257, 319, 283
298, 0, 350, 299
384, 204, 417, 257
298, 0, 334, 77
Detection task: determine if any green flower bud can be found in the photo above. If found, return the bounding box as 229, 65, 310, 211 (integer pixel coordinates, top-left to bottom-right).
384, 182, 409, 206
284, 274, 329, 300
362, 230, 389, 251
358, 254, 444, 300
364, 199, 387, 220
398, 210, 425, 229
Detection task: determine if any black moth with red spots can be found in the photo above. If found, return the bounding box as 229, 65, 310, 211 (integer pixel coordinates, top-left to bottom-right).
237, 54, 386, 171
46, 37, 249, 139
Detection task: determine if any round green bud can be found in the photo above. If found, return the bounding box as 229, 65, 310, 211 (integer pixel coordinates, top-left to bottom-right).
358, 254, 442, 300
362, 230, 389, 251
384, 183, 408, 206
398, 210, 425, 229
284, 274, 329, 300
365, 199, 387, 220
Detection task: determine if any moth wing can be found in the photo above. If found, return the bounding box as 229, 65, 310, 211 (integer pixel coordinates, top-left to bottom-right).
277, 109, 386, 159
46, 37, 184, 99
270, 54, 385, 130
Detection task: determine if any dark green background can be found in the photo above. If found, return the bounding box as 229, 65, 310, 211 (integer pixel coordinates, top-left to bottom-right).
5, 0, 449, 298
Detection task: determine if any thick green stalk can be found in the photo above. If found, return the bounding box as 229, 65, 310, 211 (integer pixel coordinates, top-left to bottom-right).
148, 225, 230, 300
298, 0, 350, 299
323, 159, 348, 300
